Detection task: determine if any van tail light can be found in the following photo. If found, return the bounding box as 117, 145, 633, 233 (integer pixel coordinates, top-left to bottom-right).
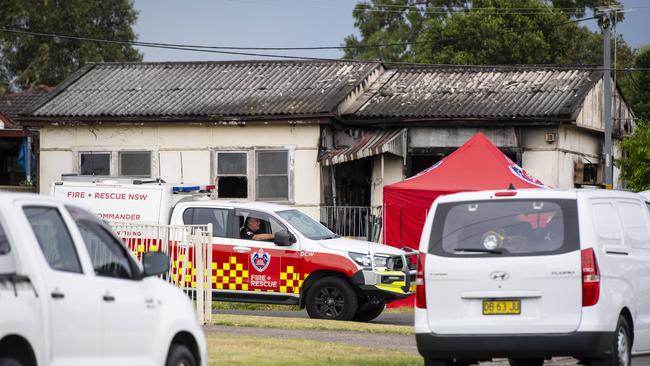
581, 248, 600, 307
416, 252, 427, 309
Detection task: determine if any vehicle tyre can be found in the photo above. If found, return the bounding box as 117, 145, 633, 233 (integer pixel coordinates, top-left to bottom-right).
166, 344, 196, 366
424, 359, 454, 366
0, 358, 22, 366
508, 358, 544, 366
305, 276, 358, 321
590, 316, 632, 366
353, 303, 385, 322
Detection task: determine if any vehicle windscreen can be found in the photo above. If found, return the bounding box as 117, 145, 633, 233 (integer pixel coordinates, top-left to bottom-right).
276, 209, 337, 240
429, 199, 579, 257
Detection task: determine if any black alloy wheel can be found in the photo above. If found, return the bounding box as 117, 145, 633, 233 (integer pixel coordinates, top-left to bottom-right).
305, 276, 358, 321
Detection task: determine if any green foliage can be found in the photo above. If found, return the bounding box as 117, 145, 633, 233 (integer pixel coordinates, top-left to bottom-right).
618, 119, 650, 191
343, 0, 633, 66
621, 46, 650, 120
0, 0, 142, 91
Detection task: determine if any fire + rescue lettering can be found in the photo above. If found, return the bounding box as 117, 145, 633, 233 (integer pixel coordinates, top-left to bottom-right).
250, 274, 278, 288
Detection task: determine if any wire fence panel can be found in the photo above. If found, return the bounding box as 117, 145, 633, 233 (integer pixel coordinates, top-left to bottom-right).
107, 220, 213, 324
319, 206, 382, 242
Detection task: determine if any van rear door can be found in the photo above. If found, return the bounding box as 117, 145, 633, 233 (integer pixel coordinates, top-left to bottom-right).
424, 198, 582, 335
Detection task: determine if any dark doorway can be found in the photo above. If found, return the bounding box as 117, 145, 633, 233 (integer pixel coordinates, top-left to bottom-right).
0, 138, 25, 185
333, 158, 372, 207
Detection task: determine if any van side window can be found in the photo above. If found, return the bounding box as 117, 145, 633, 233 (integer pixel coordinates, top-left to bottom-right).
592, 202, 624, 246
183, 208, 229, 237
24, 206, 83, 274
616, 201, 650, 249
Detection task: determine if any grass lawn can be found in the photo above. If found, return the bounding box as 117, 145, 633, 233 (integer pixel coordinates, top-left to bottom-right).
206, 332, 420, 366
211, 301, 415, 315
211, 314, 413, 335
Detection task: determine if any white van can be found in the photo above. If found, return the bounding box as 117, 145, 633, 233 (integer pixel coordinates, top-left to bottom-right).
415, 189, 650, 366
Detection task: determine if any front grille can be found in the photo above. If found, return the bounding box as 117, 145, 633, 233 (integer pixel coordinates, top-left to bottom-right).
392, 256, 404, 271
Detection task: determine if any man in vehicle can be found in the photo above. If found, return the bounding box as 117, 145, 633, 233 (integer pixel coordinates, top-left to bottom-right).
240, 216, 275, 241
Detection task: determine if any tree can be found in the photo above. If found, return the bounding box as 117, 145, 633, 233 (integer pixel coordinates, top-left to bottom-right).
618, 119, 650, 191
0, 0, 142, 92
621, 46, 650, 120
343, 0, 633, 66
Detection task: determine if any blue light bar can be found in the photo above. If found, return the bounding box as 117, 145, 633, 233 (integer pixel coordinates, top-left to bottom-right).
173, 186, 200, 193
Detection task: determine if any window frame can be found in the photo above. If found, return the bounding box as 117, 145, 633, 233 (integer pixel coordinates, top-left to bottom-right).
255, 150, 290, 202
79, 151, 112, 177
74, 147, 156, 179
214, 151, 249, 199
118, 150, 153, 177
211, 147, 294, 203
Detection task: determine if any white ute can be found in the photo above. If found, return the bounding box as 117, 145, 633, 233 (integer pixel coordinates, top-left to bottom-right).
0, 193, 207, 366
415, 189, 650, 366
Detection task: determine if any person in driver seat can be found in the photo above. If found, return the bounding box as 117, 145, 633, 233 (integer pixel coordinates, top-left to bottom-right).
240, 216, 275, 241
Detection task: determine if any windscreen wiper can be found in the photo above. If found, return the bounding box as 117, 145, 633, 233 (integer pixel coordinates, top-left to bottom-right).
454, 248, 503, 254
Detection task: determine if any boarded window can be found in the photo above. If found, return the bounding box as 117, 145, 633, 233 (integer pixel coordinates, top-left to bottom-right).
119, 151, 151, 177
80, 152, 111, 176
256, 150, 288, 201
216, 152, 248, 198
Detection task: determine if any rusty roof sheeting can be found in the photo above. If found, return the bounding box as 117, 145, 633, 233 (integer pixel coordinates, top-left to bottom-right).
319, 128, 406, 166
28, 61, 381, 118
350, 66, 602, 119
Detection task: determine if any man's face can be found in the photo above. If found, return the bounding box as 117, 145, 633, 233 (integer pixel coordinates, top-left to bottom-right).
247, 217, 261, 232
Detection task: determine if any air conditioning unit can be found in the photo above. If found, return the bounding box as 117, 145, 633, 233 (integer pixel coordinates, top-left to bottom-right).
574, 161, 604, 186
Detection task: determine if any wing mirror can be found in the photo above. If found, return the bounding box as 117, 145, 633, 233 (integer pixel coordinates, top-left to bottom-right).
274, 229, 296, 247
142, 251, 170, 277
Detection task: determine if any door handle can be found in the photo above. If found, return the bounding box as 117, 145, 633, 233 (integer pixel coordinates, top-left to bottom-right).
103, 294, 116, 302
233, 246, 251, 253
51, 291, 65, 299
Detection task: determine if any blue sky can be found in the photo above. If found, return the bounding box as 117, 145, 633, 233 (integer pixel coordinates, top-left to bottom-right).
132, 0, 650, 62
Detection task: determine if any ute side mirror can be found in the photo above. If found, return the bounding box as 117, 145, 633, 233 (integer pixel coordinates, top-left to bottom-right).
142, 251, 170, 277
274, 229, 296, 247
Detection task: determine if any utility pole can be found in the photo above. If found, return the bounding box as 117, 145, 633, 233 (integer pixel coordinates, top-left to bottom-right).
597, 5, 622, 190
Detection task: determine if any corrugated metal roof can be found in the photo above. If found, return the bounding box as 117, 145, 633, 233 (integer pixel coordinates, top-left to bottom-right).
0, 86, 51, 119
350, 66, 602, 119
28, 61, 381, 118
319, 128, 405, 166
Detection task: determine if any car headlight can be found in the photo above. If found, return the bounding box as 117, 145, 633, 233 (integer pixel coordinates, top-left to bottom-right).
348, 252, 372, 268
373, 255, 395, 271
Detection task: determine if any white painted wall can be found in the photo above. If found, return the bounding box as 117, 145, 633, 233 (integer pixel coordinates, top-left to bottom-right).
39, 123, 322, 217
370, 154, 404, 208
409, 127, 518, 148
521, 150, 560, 188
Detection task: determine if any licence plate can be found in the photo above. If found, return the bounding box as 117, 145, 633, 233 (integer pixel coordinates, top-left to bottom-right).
482, 300, 521, 315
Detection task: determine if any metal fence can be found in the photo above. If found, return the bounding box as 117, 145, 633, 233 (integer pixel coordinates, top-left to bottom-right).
107, 221, 213, 324
320, 206, 382, 242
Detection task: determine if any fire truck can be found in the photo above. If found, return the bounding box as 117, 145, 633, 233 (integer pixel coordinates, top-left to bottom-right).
52, 178, 416, 322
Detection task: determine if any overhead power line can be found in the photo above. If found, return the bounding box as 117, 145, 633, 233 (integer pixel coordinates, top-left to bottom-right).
0, 15, 597, 52
1, 18, 649, 72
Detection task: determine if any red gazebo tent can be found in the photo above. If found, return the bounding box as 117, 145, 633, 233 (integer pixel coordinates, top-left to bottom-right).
383, 132, 547, 250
